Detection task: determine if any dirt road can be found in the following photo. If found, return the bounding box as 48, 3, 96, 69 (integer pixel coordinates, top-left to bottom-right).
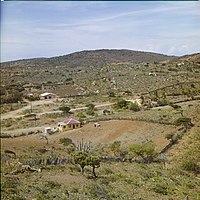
1, 101, 114, 120
1, 100, 56, 120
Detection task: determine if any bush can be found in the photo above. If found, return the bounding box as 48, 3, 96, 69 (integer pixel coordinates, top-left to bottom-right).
108, 91, 115, 97
103, 109, 111, 115
85, 103, 95, 110
109, 141, 121, 156
59, 137, 74, 146
129, 102, 140, 112
76, 112, 86, 119
59, 105, 70, 114
26, 95, 40, 101
157, 99, 169, 106
113, 99, 129, 109
86, 109, 95, 116
129, 142, 156, 163
175, 117, 193, 130
181, 160, 200, 173
165, 133, 174, 140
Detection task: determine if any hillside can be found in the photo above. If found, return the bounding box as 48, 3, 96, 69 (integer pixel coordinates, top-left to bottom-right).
1, 49, 200, 200
167, 53, 200, 65
1, 49, 175, 68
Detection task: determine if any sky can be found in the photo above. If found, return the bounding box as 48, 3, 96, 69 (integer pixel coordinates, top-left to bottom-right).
1, 1, 200, 62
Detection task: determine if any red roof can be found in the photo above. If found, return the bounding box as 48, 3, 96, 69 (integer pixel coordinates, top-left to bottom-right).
63, 118, 80, 124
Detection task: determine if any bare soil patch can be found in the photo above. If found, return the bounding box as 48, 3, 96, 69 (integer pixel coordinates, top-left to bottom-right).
2, 120, 177, 153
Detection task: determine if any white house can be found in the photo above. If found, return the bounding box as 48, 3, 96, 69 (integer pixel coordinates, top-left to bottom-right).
40, 92, 57, 100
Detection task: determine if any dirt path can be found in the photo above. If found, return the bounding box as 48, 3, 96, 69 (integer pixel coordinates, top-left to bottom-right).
1, 101, 114, 120
1, 99, 56, 120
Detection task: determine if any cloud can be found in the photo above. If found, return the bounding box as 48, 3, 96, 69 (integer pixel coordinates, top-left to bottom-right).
1, 1, 200, 61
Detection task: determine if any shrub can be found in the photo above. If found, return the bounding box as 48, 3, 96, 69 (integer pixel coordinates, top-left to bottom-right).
157, 99, 169, 106
26, 95, 40, 101
152, 184, 169, 195
86, 109, 95, 116
59, 137, 74, 146
175, 117, 192, 126
113, 99, 129, 109
181, 160, 200, 173
129, 142, 156, 163
109, 141, 121, 156
85, 103, 95, 110
165, 133, 174, 140
76, 112, 86, 119
86, 155, 101, 177
175, 117, 193, 130
59, 105, 70, 114
103, 109, 111, 115
129, 102, 140, 112
108, 91, 115, 97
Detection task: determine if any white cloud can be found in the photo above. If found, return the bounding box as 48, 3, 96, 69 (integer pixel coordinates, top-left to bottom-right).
1, 1, 200, 61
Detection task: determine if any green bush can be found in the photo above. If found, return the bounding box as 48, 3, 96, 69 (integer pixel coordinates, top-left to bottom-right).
181, 160, 200, 173
59, 137, 74, 146
86, 109, 95, 116
109, 141, 121, 156
113, 99, 129, 109
129, 102, 140, 112
175, 117, 193, 131
129, 142, 156, 163
59, 105, 70, 114
157, 99, 169, 106
72, 151, 101, 177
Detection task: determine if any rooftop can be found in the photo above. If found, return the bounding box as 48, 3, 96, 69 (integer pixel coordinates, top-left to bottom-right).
63, 118, 81, 124
40, 92, 56, 97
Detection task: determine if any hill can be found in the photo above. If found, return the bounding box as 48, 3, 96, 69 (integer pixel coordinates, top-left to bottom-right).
1, 49, 175, 68
167, 53, 200, 65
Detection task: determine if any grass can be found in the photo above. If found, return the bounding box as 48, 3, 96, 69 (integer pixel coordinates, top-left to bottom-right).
1, 136, 200, 200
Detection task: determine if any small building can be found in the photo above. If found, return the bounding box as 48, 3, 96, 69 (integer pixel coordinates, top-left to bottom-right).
44, 127, 53, 134
40, 92, 56, 100
57, 118, 81, 132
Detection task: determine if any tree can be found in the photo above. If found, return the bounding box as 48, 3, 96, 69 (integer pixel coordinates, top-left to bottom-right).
59, 105, 70, 115
86, 156, 100, 178
72, 151, 101, 177
129, 142, 156, 163
72, 151, 88, 175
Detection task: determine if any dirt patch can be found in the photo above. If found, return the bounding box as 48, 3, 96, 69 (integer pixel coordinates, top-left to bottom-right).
2, 120, 177, 153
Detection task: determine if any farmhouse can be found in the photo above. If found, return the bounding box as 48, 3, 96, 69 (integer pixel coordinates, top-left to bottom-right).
40, 92, 56, 100
57, 118, 81, 132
